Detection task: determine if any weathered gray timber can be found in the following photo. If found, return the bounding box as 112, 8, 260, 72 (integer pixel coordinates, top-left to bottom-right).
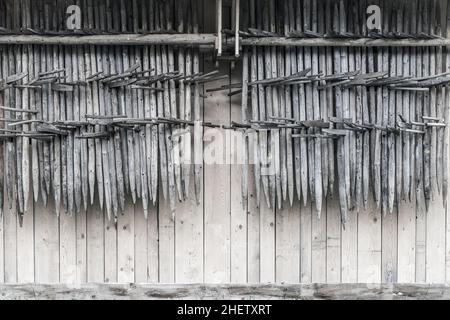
1, 284, 450, 300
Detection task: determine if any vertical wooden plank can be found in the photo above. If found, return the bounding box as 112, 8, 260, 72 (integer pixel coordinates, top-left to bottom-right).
247, 166, 260, 283
59, 213, 77, 283
104, 212, 117, 283
357, 198, 382, 283
312, 205, 327, 283
203, 0, 231, 284
147, 208, 159, 283
326, 198, 341, 283
0, 208, 3, 283
76, 210, 87, 283
158, 197, 175, 283
34, 200, 60, 283
3, 193, 16, 283
260, 205, 275, 283
17, 197, 34, 283
442, 0, 450, 284
275, 203, 300, 283
175, 188, 204, 283
300, 205, 312, 283
426, 201, 446, 283
117, 198, 135, 283
416, 206, 427, 283
134, 203, 148, 283
87, 202, 104, 283
230, 68, 247, 284
397, 198, 416, 283
341, 210, 358, 283
382, 210, 398, 283
175, 0, 204, 281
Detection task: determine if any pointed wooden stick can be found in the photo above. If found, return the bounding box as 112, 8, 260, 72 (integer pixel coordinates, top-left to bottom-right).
258, 0, 270, 208
149, 0, 159, 206
155, 1, 169, 206
22, 3, 32, 216
249, 0, 261, 205
98, 11, 112, 220
162, 0, 177, 214
304, 0, 316, 210
311, 0, 323, 216
177, 0, 187, 201
333, 0, 348, 223
423, 2, 432, 211
318, 0, 329, 203
52, 41, 62, 217
284, 0, 295, 206
268, 0, 280, 210
275, 1, 288, 206
193, 0, 203, 206
394, 0, 404, 204
295, 0, 309, 206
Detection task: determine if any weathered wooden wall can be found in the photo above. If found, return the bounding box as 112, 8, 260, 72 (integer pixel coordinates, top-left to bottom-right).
0, 0, 450, 286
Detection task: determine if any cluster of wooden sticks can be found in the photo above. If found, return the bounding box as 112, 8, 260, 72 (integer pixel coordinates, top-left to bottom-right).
0, 0, 210, 221
0, 0, 449, 224
237, 0, 449, 222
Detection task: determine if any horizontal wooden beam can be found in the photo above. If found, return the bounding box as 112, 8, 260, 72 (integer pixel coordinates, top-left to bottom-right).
1, 284, 450, 300
238, 37, 450, 47
1, 34, 450, 47
0, 33, 217, 46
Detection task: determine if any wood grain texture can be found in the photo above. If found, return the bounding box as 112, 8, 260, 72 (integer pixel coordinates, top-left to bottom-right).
117, 198, 135, 283
357, 198, 381, 283
202, 0, 231, 284
87, 201, 104, 283
0, 209, 3, 283
0, 0, 450, 290
2, 284, 450, 300
275, 203, 300, 283
34, 200, 59, 283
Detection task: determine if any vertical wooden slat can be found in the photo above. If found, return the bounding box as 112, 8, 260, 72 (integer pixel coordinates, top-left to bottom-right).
260, 204, 275, 283
230, 72, 247, 284
17, 186, 34, 283
424, 0, 447, 285
34, 200, 59, 283
87, 203, 104, 283
175, 195, 204, 283
247, 171, 260, 284
326, 198, 341, 283
341, 213, 358, 283
202, 0, 231, 284
311, 210, 327, 283
174, 0, 204, 285
357, 197, 381, 283
59, 213, 76, 283
397, 199, 416, 283
134, 203, 148, 283
275, 204, 300, 283
426, 201, 446, 283
147, 208, 159, 283
76, 210, 87, 283
397, 0, 417, 285
0, 211, 3, 283
300, 205, 312, 283
445, 0, 450, 284
104, 215, 117, 283
382, 210, 398, 283
158, 199, 175, 283
2, 201, 16, 283
117, 199, 135, 283
415, 0, 427, 284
